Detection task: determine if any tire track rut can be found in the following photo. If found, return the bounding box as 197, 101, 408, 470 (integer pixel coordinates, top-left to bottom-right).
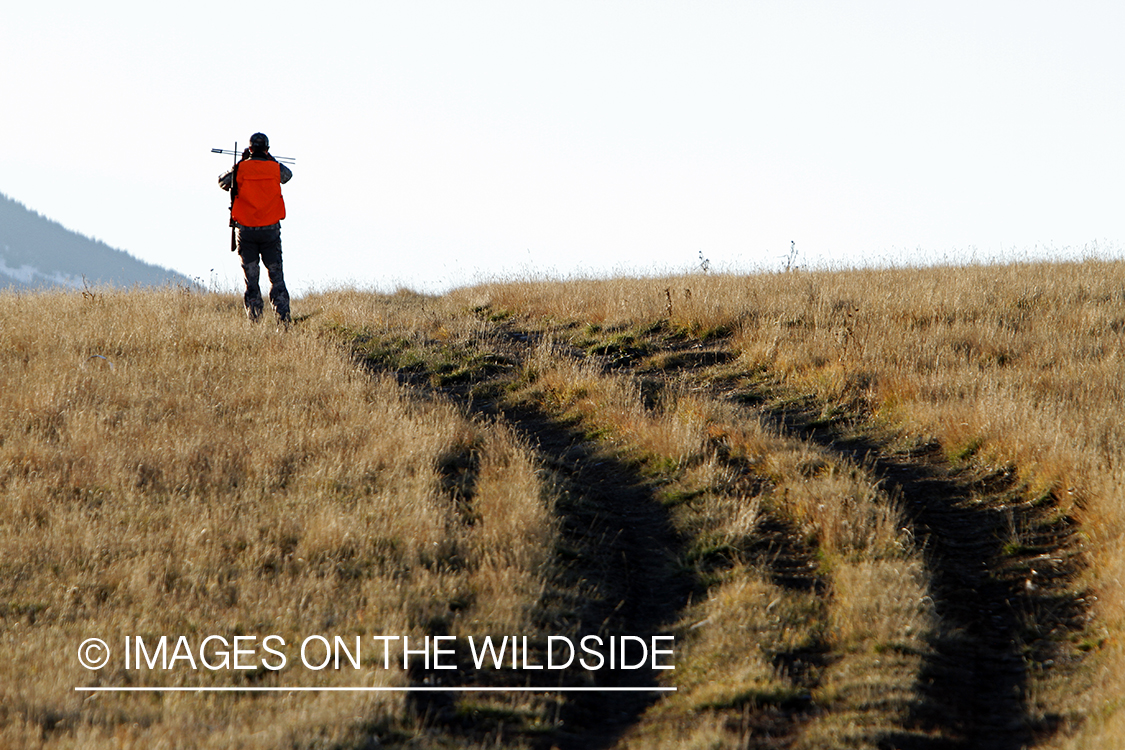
565, 326, 1089, 746
493, 402, 694, 748
365, 327, 695, 748
356, 317, 1089, 747
761, 412, 1087, 749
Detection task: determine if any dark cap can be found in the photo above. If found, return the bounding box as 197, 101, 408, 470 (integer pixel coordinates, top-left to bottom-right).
249, 133, 269, 150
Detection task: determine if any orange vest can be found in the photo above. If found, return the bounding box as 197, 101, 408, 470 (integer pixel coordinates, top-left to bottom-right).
231, 159, 286, 226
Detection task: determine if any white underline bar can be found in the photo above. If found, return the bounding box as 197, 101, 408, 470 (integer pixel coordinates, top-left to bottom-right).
75, 686, 676, 693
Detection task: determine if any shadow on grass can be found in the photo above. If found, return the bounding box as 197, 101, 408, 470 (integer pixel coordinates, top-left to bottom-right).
364, 353, 695, 747
764, 407, 1085, 750
486, 402, 695, 749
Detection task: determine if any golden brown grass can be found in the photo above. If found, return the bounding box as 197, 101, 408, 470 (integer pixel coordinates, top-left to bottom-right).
0, 289, 555, 748
468, 258, 1125, 747
512, 338, 934, 748
3, 258, 1121, 748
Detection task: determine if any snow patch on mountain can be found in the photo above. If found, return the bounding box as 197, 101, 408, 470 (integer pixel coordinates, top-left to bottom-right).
0, 250, 83, 289
0, 194, 190, 290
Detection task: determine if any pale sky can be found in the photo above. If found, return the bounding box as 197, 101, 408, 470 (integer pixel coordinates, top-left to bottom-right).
2, 1, 1123, 295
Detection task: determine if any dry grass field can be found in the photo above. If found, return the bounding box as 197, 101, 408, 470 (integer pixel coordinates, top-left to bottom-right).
1, 258, 1122, 748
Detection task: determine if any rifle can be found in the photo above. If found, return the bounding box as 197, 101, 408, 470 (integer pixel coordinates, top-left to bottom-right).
211, 147, 295, 164
221, 142, 238, 252
211, 144, 296, 252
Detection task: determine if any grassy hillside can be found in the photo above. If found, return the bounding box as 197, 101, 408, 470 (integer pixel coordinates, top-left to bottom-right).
1, 260, 1121, 748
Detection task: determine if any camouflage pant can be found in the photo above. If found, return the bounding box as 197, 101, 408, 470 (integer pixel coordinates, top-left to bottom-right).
236, 225, 290, 322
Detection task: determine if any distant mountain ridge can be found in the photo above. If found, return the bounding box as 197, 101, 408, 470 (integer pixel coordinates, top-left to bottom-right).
0, 192, 191, 290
